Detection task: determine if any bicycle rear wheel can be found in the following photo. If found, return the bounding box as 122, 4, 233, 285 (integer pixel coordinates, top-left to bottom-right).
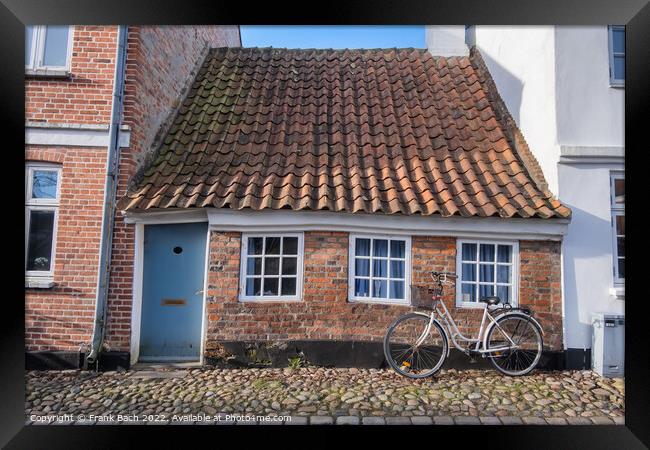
383, 312, 448, 379
486, 314, 543, 376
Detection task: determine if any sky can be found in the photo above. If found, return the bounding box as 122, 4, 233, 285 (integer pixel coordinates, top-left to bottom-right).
240, 26, 425, 49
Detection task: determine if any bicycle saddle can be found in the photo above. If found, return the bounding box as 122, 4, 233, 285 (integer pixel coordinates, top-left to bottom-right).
480, 296, 501, 305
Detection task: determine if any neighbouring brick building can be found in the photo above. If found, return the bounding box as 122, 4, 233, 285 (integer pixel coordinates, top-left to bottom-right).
25, 25, 240, 368
26, 25, 571, 371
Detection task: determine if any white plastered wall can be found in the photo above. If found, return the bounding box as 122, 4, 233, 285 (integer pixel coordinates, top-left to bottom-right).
472, 26, 561, 195
472, 26, 625, 350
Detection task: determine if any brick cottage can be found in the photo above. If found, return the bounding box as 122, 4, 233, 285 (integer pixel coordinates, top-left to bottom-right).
26, 26, 571, 370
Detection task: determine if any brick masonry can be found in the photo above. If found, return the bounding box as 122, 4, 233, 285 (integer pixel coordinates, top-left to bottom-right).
25, 25, 240, 352
106, 26, 241, 351
26, 26, 119, 125
25, 146, 107, 351
205, 231, 564, 359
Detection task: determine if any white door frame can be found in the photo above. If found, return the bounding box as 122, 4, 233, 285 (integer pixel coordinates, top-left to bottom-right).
129, 220, 210, 366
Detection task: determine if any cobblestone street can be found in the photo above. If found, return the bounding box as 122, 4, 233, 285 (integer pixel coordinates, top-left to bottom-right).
25, 368, 624, 425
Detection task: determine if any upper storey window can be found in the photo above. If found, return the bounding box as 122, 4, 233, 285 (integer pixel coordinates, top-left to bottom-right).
25, 26, 72, 74
608, 25, 625, 87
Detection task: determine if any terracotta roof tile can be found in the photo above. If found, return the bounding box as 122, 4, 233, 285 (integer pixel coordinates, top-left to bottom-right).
118, 47, 570, 219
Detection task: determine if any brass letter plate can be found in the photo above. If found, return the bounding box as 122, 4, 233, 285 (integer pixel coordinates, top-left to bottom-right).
161, 298, 186, 306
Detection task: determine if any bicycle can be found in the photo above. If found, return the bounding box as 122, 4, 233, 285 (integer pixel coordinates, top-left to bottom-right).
383, 271, 544, 378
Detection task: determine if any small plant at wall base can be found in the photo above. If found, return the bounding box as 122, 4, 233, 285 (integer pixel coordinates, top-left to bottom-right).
288, 353, 306, 369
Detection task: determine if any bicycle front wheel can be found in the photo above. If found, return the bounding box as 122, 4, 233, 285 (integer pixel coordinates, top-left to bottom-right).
486, 314, 543, 376
384, 312, 448, 379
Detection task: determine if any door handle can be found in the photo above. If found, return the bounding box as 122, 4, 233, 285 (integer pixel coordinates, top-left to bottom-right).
194, 289, 204, 296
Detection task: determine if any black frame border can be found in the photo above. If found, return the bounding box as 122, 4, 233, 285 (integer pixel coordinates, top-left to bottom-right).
1, 0, 647, 447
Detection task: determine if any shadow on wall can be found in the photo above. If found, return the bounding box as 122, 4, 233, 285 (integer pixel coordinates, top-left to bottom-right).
479, 49, 523, 126
562, 203, 617, 345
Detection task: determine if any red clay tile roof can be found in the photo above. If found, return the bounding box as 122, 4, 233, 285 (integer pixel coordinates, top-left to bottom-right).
118, 47, 570, 219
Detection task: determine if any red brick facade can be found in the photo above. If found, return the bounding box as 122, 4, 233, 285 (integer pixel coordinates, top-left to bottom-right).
105, 25, 241, 351
24, 25, 240, 352
25, 146, 107, 351
26, 26, 119, 125
205, 231, 564, 357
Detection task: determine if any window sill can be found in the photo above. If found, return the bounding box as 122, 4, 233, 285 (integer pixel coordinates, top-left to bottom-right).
609, 286, 625, 299
456, 302, 487, 309
25, 278, 55, 289
25, 69, 71, 79
609, 82, 625, 89
238, 297, 302, 303
348, 298, 410, 307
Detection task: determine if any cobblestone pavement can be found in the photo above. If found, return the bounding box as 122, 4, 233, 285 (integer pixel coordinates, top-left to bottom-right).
25, 368, 624, 425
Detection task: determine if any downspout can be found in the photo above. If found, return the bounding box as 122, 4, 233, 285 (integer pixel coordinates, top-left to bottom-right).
86, 25, 128, 366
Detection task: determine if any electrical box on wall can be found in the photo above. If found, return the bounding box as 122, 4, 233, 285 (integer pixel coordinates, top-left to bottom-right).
591, 312, 625, 377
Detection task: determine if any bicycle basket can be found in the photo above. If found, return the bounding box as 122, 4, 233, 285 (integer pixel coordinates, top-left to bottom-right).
410, 285, 438, 309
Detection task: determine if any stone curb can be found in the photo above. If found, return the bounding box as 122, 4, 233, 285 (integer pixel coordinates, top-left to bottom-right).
45, 415, 623, 425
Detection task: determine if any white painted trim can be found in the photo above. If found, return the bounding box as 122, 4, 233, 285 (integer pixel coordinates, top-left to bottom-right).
607, 25, 625, 87
348, 234, 411, 305
25, 163, 62, 279
25, 124, 131, 148
455, 239, 519, 308
238, 233, 304, 302
124, 209, 207, 224
206, 209, 569, 240
560, 145, 624, 158
25, 25, 74, 73
25, 277, 55, 289
199, 228, 211, 365
129, 223, 144, 366
609, 172, 625, 286
609, 286, 625, 299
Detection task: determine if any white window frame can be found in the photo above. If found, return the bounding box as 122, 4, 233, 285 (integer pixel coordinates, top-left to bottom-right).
455, 239, 519, 308
610, 172, 625, 285
607, 25, 625, 87
239, 232, 304, 302
25, 25, 74, 73
25, 163, 62, 281
348, 234, 412, 306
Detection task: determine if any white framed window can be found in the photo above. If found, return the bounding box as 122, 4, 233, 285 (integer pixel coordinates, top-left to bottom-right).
239, 233, 304, 301
608, 25, 625, 87
25, 25, 73, 73
348, 234, 411, 305
610, 173, 625, 284
456, 239, 518, 307
25, 163, 62, 281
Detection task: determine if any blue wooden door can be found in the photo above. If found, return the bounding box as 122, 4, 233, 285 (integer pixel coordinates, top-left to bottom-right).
139, 222, 207, 361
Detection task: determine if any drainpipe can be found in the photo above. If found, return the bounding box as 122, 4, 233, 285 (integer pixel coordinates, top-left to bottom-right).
86, 25, 128, 366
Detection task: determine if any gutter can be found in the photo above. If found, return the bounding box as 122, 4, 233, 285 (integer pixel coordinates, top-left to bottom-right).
87, 25, 128, 366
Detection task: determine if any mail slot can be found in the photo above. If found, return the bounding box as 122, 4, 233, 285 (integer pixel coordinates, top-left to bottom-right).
161, 298, 186, 306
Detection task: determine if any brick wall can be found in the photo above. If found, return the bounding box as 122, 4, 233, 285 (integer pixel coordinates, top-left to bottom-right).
25, 146, 107, 351
25, 25, 240, 353
24, 25, 119, 351
105, 26, 241, 351
204, 231, 564, 356
25, 26, 119, 124
519, 240, 563, 349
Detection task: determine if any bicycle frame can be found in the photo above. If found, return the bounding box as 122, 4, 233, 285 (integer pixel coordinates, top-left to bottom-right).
417, 295, 517, 356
